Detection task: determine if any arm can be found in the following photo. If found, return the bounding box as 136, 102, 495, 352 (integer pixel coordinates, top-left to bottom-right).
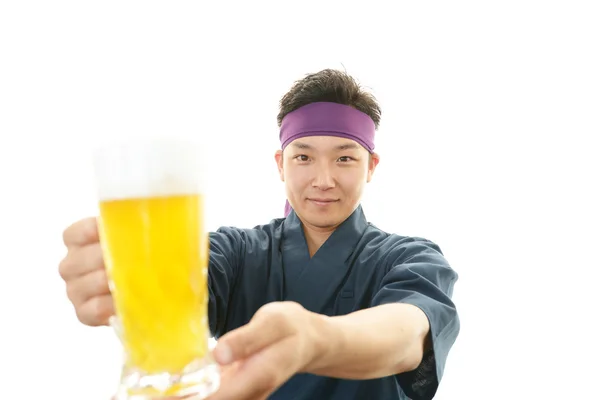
208, 227, 246, 338
304, 302, 431, 379
311, 239, 459, 398
209, 239, 459, 400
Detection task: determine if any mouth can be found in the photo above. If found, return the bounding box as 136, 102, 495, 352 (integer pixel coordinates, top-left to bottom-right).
307, 198, 339, 206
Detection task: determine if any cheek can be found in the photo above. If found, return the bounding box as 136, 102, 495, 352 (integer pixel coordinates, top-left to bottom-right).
339, 169, 367, 192
284, 164, 308, 189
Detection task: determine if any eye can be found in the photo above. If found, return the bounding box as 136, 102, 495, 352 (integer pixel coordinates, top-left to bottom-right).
294, 155, 310, 162
337, 156, 355, 162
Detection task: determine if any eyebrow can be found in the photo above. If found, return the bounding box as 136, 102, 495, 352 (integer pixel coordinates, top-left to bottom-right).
335, 143, 361, 150
292, 141, 361, 151
292, 142, 313, 149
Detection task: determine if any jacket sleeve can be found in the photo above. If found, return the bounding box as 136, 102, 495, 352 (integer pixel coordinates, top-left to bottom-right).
207, 226, 246, 338
370, 239, 460, 400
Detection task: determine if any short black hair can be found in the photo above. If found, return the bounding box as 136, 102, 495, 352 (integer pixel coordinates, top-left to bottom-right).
277, 69, 381, 129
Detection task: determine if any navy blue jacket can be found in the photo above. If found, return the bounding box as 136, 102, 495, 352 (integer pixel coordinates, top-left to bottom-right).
208, 206, 460, 399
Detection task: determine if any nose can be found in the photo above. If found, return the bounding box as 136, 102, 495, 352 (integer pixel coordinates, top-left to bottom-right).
312, 165, 336, 190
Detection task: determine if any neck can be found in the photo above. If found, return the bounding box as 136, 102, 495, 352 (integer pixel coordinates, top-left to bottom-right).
302, 223, 338, 258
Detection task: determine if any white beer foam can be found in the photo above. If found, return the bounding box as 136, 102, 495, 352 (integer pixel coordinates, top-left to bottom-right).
93, 138, 205, 201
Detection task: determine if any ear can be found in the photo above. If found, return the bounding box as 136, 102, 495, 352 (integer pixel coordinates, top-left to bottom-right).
366, 152, 380, 183
274, 150, 284, 182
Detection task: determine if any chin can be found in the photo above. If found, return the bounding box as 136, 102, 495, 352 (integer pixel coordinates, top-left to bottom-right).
302, 211, 344, 229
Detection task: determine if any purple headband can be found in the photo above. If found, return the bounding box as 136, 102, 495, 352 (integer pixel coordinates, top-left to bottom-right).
279, 102, 376, 216
279, 102, 376, 153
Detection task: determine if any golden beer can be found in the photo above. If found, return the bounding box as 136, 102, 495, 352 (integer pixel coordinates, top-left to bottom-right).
93, 139, 219, 399
98, 194, 209, 374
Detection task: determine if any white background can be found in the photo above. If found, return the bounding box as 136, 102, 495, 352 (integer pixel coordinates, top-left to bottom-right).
1, 1, 599, 399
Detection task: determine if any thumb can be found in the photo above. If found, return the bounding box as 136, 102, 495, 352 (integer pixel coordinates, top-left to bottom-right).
213, 305, 291, 365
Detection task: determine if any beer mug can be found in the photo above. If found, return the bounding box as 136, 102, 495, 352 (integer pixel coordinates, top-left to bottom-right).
92, 139, 220, 399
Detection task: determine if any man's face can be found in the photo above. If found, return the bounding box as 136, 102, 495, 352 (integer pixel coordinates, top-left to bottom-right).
275, 135, 379, 230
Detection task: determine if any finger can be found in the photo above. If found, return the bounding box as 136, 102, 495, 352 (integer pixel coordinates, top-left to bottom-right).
208, 335, 298, 400
113, 394, 200, 400
59, 242, 104, 280
63, 217, 99, 247
67, 268, 110, 306
213, 304, 292, 365
76, 294, 114, 326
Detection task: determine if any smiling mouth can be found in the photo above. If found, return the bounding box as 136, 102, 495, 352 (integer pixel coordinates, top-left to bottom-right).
307, 198, 339, 206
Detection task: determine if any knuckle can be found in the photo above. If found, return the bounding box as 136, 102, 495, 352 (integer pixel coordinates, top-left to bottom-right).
99, 296, 114, 320
59, 248, 84, 279
65, 282, 78, 302
283, 301, 304, 313
92, 243, 105, 267
74, 303, 88, 325
63, 217, 98, 247
258, 302, 303, 326
94, 269, 109, 294
257, 304, 286, 323
84, 296, 113, 326
271, 310, 287, 326
63, 220, 82, 246
90, 297, 105, 319
86, 243, 104, 270
62, 226, 72, 246
58, 256, 71, 280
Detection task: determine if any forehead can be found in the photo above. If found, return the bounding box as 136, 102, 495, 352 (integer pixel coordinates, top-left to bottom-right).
288, 136, 365, 151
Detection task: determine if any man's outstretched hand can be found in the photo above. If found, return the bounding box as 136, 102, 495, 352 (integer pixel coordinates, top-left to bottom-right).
110, 300, 428, 399
207, 301, 327, 400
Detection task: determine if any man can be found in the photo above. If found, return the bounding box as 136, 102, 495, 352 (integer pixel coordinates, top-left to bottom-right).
59, 69, 460, 399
